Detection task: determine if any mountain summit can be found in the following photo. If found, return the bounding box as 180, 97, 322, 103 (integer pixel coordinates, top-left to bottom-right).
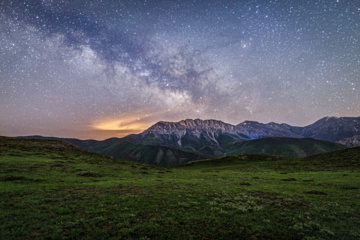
235, 121, 303, 139
302, 116, 360, 142
138, 119, 244, 156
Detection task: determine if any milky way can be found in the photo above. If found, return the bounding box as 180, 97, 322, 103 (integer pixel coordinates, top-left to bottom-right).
0, 0, 359, 139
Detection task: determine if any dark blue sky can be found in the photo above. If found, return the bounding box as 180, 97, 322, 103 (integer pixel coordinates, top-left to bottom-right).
0, 0, 359, 139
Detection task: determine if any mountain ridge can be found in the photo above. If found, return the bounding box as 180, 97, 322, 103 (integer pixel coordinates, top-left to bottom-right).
16, 116, 360, 166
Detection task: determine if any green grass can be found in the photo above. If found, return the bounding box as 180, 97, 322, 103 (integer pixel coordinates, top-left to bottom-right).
1, 137, 360, 239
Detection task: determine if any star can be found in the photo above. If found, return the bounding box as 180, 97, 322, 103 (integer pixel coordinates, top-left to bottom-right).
0, 0, 359, 139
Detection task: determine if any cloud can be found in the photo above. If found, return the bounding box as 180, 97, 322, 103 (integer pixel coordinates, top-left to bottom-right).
90, 109, 172, 137
92, 118, 148, 132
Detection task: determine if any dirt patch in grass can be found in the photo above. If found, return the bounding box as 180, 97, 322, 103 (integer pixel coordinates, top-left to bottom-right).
341, 186, 359, 190
32, 231, 43, 238
51, 161, 66, 167
74, 189, 87, 193
0, 168, 20, 173
303, 190, 327, 195
1, 175, 28, 181
282, 178, 296, 181
0, 175, 44, 182
76, 171, 101, 177
8, 153, 25, 157
239, 182, 251, 186
251, 191, 308, 209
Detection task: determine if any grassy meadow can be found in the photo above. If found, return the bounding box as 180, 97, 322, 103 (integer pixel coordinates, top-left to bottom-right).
1, 137, 359, 239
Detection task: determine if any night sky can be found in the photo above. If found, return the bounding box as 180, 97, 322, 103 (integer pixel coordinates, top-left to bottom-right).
0, 0, 359, 140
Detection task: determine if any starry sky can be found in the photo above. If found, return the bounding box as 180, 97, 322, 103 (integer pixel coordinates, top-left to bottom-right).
0, 0, 359, 140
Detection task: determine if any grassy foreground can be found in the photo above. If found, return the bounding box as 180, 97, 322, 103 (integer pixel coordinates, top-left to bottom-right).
1, 137, 360, 239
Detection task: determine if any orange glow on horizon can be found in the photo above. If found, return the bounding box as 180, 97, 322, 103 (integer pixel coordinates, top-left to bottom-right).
92, 120, 149, 131
89, 109, 186, 139
91, 117, 151, 133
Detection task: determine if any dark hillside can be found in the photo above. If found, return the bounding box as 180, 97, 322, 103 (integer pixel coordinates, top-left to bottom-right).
225, 137, 346, 157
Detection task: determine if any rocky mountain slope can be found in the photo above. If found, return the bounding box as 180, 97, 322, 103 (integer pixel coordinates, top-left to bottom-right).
302, 117, 360, 142
137, 117, 360, 152
135, 119, 247, 156
129, 117, 360, 156
337, 135, 360, 148
235, 121, 303, 139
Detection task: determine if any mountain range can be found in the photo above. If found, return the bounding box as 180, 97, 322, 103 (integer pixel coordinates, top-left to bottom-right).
21, 116, 360, 166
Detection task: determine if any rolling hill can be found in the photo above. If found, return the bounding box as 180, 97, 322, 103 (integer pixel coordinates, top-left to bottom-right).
89, 140, 208, 167
225, 137, 346, 157
22, 135, 345, 166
